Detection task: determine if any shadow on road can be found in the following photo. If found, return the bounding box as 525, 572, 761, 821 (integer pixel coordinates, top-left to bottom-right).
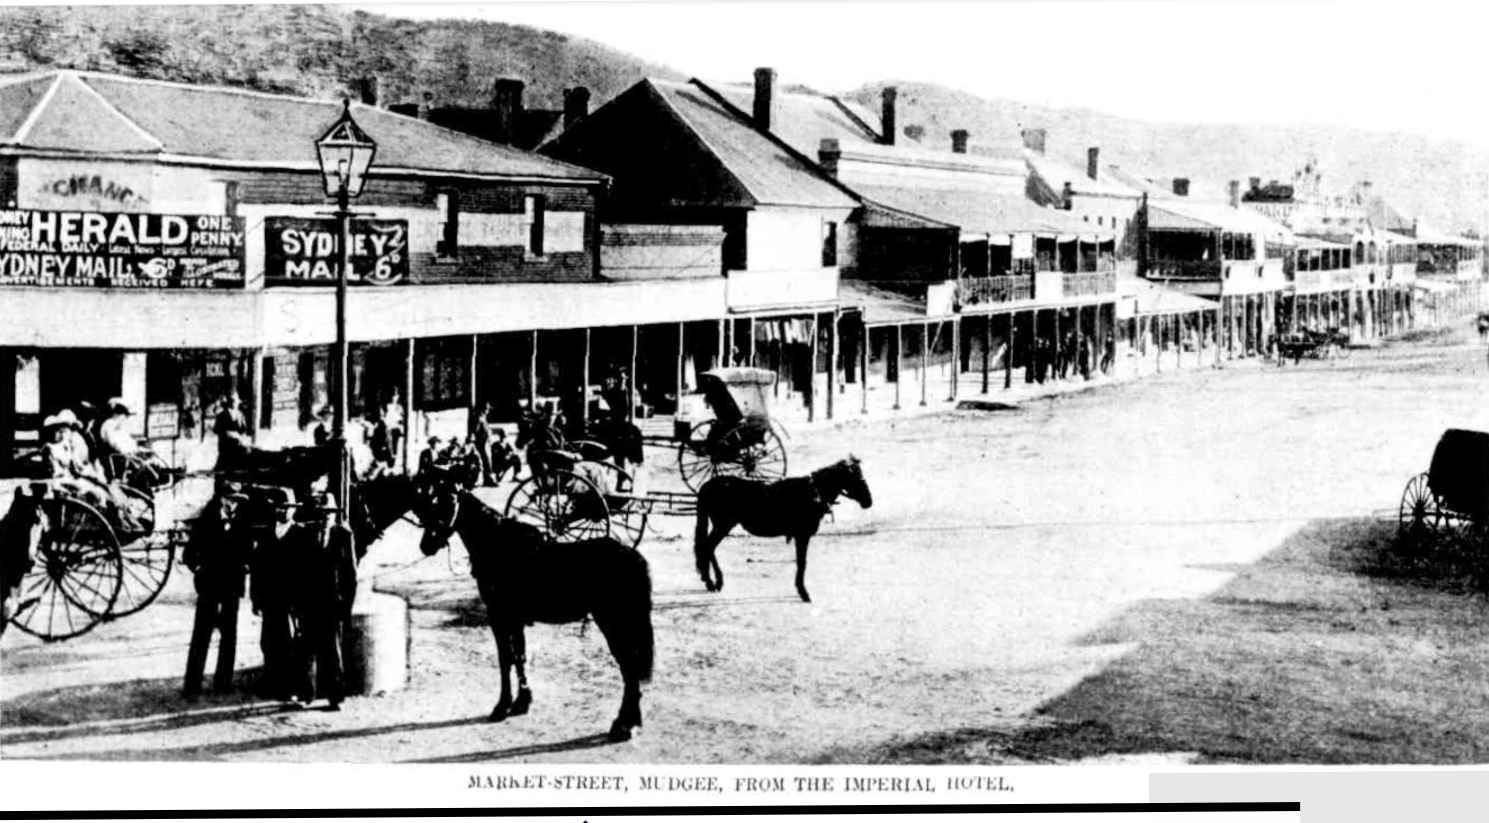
1, 671, 283, 732
823, 516, 1489, 765
405, 732, 616, 762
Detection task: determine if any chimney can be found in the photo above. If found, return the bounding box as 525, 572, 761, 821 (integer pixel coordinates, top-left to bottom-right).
1228, 179, 1240, 208
357, 76, 379, 107
1061, 181, 1074, 210
563, 86, 590, 130
1172, 177, 1190, 197
950, 129, 969, 154
417, 91, 433, 121
1021, 128, 1046, 154
818, 138, 841, 177
491, 77, 526, 144
1086, 146, 1100, 181
753, 67, 776, 131
880, 86, 897, 146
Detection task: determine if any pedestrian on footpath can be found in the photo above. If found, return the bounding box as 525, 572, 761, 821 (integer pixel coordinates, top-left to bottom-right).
289, 494, 357, 711
182, 490, 252, 699
251, 487, 301, 701
468, 401, 495, 485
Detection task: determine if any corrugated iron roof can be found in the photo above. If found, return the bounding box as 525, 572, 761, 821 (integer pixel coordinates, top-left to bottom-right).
706, 81, 886, 158
856, 182, 1112, 239
650, 79, 857, 209
1148, 200, 1293, 239
0, 70, 604, 182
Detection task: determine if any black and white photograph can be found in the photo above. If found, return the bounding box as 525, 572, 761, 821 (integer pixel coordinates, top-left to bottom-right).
1, 0, 1488, 804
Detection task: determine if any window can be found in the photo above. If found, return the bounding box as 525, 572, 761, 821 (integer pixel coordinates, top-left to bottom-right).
523, 195, 546, 257
821, 220, 838, 267
436, 191, 459, 259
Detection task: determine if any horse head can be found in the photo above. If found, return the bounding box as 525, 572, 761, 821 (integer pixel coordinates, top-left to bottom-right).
413, 473, 463, 557
835, 455, 873, 509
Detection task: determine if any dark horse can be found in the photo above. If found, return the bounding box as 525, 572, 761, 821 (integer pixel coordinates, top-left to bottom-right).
693, 456, 872, 602
415, 477, 654, 742
0, 486, 45, 637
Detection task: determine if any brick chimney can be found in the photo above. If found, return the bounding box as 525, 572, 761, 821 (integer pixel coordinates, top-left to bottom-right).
563, 87, 590, 130
880, 86, 897, 146
1061, 181, 1074, 210
491, 77, 526, 144
818, 138, 841, 177
1086, 147, 1100, 181
1172, 177, 1190, 197
1228, 179, 1241, 208
417, 91, 433, 120
1021, 128, 1046, 154
753, 67, 776, 131
950, 129, 969, 154
356, 76, 379, 107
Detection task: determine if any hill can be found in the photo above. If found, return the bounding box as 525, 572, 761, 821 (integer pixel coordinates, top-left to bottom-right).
0, 4, 683, 112
846, 81, 1489, 235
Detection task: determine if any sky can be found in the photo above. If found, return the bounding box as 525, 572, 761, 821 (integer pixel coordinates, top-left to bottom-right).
366, 0, 1489, 148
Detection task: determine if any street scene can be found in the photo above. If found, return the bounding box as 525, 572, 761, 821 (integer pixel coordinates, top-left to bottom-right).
5, 325, 1489, 763
3, 2, 1489, 774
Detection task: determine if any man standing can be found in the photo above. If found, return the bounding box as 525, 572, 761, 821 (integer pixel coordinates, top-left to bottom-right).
213, 395, 250, 470
290, 494, 357, 710
468, 401, 495, 486
250, 488, 300, 701
182, 490, 252, 698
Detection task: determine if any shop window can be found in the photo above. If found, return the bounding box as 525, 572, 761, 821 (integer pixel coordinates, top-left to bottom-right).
821, 220, 838, 267
524, 195, 546, 257
417, 338, 470, 411
436, 191, 459, 259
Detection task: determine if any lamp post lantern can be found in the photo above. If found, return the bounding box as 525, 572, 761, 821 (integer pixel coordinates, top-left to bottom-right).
315, 99, 377, 522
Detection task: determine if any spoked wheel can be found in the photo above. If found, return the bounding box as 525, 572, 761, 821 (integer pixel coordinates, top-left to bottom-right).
504, 469, 611, 543
111, 486, 173, 618
1398, 472, 1442, 552
677, 420, 717, 493
604, 465, 650, 548
9, 497, 123, 642
713, 423, 788, 483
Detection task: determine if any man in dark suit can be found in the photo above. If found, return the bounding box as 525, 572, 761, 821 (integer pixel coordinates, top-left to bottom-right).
290, 494, 357, 710
250, 487, 300, 701
182, 490, 253, 699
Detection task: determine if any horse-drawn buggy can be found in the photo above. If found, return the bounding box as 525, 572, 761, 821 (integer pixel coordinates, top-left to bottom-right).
1398, 428, 1489, 552
1277, 327, 1351, 365
676, 367, 789, 492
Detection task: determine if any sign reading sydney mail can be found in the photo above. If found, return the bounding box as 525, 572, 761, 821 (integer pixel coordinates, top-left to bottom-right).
265, 217, 409, 286
0, 209, 246, 288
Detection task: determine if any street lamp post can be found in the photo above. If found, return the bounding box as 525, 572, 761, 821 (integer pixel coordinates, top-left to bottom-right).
315, 100, 377, 523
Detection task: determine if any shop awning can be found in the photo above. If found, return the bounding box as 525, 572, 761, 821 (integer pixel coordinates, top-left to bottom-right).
857, 183, 1114, 242
1127, 278, 1219, 316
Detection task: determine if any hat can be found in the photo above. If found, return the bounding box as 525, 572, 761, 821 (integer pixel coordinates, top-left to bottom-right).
261, 487, 298, 510
41, 413, 62, 429
108, 397, 131, 415
52, 409, 80, 428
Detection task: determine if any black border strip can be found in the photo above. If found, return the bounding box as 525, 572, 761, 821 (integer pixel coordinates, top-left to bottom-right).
0, 803, 1301, 820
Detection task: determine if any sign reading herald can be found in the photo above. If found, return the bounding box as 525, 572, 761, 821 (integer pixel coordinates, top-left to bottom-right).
0, 209, 246, 288
264, 217, 409, 286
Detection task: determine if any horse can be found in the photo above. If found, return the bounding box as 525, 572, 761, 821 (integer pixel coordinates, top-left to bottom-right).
0, 486, 46, 637
693, 456, 872, 603
415, 477, 654, 742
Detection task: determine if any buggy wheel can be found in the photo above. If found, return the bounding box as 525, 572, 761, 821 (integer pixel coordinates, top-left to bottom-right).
1398, 472, 1441, 551
111, 486, 173, 618
604, 465, 649, 548
9, 497, 122, 642
504, 469, 611, 543
677, 420, 717, 492
714, 424, 788, 483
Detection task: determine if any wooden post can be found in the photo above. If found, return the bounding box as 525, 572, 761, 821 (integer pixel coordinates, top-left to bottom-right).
919, 322, 929, 406
807, 313, 819, 423
402, 338, 415, 474
628, 325, 638, 423
746, 317, 755, 367
675, 322, 685, 402
1053, 309, 1061, 381
717, 317, 726, 368
1155, 314, 1162, 373
1005, 313, 1014, 390
947, 318, 959, 401
581, 327, 591, 430
860, 320, 869, 415
981, 313, 991, 394
246, 347, 265, 440
893, 324, 902, 411
827, 310, 838, 420
468, 334, 479, 409
528, 330, 538, 410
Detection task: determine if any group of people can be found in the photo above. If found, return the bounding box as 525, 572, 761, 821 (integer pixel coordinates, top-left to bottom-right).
39, 398, 144, 481
182, 485, 357, 709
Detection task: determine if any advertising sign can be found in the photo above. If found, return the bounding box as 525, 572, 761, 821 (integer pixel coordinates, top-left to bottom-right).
264, 217, 409, 286
0, 209, 246, 288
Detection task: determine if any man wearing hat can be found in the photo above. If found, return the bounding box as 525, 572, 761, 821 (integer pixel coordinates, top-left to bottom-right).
250, 487, 301, 701
288, 492, 357, 710
182, 489, 253, 698
213, 394, 250, 470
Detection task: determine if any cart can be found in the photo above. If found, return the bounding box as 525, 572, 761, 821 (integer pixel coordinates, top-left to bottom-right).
675, 367, 789, 492
1277, 328, 1351, 365
1398, 429, 1489, 551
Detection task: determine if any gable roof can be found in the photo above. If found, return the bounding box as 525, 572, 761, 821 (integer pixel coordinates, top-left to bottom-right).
0, 71, 604, 183
648, 79, 857, 209
703, 81, 889, 158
